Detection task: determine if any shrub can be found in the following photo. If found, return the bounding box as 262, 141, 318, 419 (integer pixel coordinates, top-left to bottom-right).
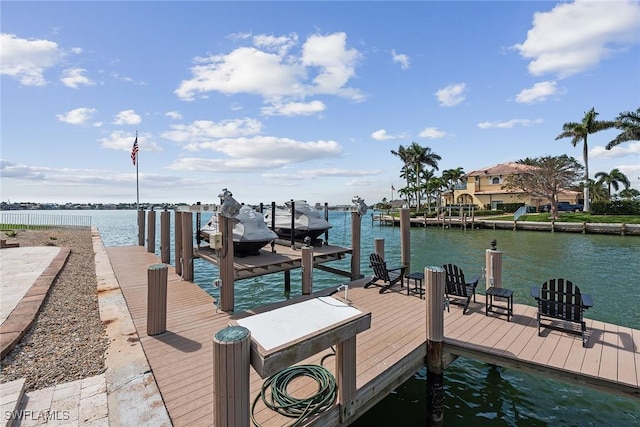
590, 200, 640, 215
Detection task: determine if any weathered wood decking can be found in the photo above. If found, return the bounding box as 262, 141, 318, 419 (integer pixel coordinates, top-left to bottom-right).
105, 246, 639, 427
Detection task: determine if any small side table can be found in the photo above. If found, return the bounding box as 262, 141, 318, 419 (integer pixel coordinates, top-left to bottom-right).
485, 287, 513, 321
406, 272, 425, 299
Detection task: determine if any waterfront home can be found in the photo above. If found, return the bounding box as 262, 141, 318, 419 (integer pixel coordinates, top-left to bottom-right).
443, 162, 581, 210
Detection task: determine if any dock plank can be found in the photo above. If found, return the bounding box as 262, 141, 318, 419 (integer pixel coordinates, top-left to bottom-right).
106, 246, 640, 426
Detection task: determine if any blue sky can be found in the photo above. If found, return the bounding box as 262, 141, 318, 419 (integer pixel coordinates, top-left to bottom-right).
2, 0, 639, 206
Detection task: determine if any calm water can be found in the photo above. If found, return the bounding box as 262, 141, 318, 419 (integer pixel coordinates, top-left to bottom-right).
9, 210, 640, 426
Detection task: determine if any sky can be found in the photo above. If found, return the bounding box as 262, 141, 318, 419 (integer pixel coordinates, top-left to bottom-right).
2, 0, 640, 207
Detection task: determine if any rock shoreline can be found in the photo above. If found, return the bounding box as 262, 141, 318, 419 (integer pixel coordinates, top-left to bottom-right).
0, 229, 109, 392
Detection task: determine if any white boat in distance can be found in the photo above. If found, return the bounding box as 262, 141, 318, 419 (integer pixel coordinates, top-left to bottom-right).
263, 200, 332, 241
200, 205, 277, 256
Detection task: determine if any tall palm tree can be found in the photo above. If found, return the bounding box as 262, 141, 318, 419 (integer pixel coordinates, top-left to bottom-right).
390, 144, 412, 204
407, 142, 441, 209
606, 107, 640, 150
555, 107, 615, 211
594, 168, 631, 199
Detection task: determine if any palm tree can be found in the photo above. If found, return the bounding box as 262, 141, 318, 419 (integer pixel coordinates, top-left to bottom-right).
619, 188, 640, 200
390, 145, 412, 204
606, 107, 640, 150
555, 107, 615, 211
594, 168, 631, 199
407, 142, 441, 209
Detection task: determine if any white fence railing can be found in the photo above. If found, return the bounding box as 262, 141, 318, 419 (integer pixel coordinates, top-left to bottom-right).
0, 212, 92, 229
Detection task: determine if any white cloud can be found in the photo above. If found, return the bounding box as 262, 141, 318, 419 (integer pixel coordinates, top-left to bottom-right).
435, 83, 466, 107
371, 129, 400, 141
165, 111, 182, 120
513, 0, 640, 78
418, 127, 447, 139
263, 168, 381, 181
56, 107, 96, 125
113, 110, 142, 125
167, 135, 342, 173
477, 118, 543, 129
391, 49, 410, 70
590, 141, 640, 159
61, 68, 94, 89
515, 81, 560, 104
175, 32, 363, 106
162, 118, 262, 143
261, 100, 326, 116
0, 33, 63, 86
98, 130, 161, 153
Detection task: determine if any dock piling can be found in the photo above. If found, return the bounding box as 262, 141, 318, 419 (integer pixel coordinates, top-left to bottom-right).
425, 266, 445, 426
350, 211, 362, 280
400, 209, 411, 273
147, 208, 156, 253
301, 246, 313, 295
160, 209, 170, 264
137, 209, 145, 246
485, 240, 502, 289
174, 211, 183, 276
181, 212, 194, 281
147, 263, 168, 336
213, 326, 250, 427
219, 214, 235, 312
374, 238, 385, 260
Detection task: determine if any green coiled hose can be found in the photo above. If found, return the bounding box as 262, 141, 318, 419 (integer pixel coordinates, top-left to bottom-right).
251, 364, 338, 426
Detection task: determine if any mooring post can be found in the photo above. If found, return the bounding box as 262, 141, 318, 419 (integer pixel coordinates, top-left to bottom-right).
336, 335, 356, 422
301, 245, 313, 295
219, 214, 235, 312
181, 212, 194, 281
160, 208, 170, 264
174, 211, 183, 276
147, 207, 156, 253
137, 209, 145, 246
350, 211, 362, 280
425, 266, 445, 426
400, 208, 410, 273
213, 326, 250, 427
284, 270, 291, 295
147, 263, 168, 336
324, 202, 330, 245
485, 239, 502, 289
374, 238, 385, 260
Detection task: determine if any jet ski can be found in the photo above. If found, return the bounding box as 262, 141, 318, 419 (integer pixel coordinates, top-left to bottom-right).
263, 200, 332, 241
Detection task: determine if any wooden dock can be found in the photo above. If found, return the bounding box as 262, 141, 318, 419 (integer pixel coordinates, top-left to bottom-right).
106, 246, 640, 426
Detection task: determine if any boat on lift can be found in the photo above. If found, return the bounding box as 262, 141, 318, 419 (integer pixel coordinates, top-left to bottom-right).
200, 190, 277, 256
263, 200, 332, 241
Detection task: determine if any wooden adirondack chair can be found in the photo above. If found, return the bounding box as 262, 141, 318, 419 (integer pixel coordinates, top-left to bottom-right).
442, 264, 479, 314
531, 278, 593, 347
367, 253, 406, 294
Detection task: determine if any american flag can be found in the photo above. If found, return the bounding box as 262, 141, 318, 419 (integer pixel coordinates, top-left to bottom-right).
131, 136, 139, 165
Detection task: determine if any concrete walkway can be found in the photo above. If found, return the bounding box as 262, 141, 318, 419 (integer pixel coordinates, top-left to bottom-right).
0, 230, 171, 426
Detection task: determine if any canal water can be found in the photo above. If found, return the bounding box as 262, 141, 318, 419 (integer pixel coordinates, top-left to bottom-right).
9, 209, 640, 426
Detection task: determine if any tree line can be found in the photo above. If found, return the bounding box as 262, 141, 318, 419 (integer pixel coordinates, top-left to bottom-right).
386, 107, 640, 218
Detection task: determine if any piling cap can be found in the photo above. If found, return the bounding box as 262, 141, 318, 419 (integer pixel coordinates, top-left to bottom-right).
214, 326, 250, 342
490, 239, 497, 250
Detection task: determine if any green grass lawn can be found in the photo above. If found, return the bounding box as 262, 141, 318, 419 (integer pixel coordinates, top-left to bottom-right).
489, 213, 640, 224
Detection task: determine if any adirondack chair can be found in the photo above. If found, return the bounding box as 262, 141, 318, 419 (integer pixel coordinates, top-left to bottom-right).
367, 253, 406, 294
442, 264, 479, 314
531, 278, 593, 347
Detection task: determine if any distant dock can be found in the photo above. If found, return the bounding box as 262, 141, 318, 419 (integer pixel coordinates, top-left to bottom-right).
374, 214, 640, 236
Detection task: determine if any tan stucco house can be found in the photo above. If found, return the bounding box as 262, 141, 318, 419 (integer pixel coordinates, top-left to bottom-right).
443, 162, 581, 210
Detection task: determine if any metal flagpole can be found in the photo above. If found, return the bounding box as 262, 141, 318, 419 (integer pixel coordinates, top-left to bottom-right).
136, 131, 139, 211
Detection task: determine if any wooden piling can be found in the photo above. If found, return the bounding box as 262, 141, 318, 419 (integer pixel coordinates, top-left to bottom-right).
147, 208, 156, 253
137, 209, 145, 246
350, 212, 361, 280
374, 238, 385, 260
336, 335, 357, 422
219, 214, 235, 312
174, 211, 183, 276
400, 208, 410, 273
160, 210, 170, 264
301, 246, 313, 295
485, 249, 502, 289
213, 326, 250, 427
147, 263, 168, 336
425, 266, 445, 426
181, 212, 194, 281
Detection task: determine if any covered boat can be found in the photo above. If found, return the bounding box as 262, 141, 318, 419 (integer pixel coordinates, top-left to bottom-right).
263, 200, 332, 241
200, 204, 277, 257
